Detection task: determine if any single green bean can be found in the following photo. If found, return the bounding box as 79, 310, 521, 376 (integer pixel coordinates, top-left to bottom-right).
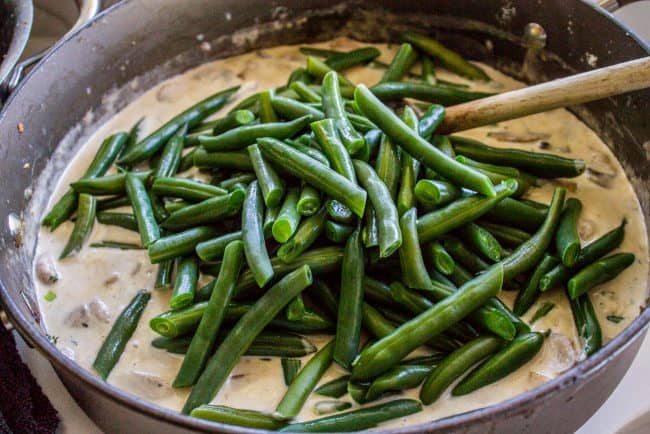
182, 265, 313, 413
414, 179, 461, 208
259, 89, 279, 123
326, 47, 381, 71
155, 259, 174, 290
119, 86, 238, 164
248, 143, 285, 208
152, 177, 227, 202
121, 117, 144, 157
93, 290, 150, 380
287, 67, 314, 85
290, 81, 321, 103
286, 295, 306, 321
125, 173, 160, 247
567, 253, 635, 300
190, 110, 256, 134
161, 190, 244, 230
148, 226, 218, 263
272, 96, 325, 121
399, 208, 433, 290
96, 195, 131, 212
457, 222, 503, 262
428, 241, 455, 275
311, 118, 356, 182
380, 43, 417, 83
325, 220, 354, 243
70, 170, 152, 196
444, 237, 489, 274
277, 207, 328, 263
418, 104, 446, 140
169, 257, 199, 311
191, 405, 285, 430
154, 123, 187, 178
219, 173, 256, 191
568, 292, 602, 356
322, 71, 365, 154
271, 189, 301, 243
242, 181, 275, 287
513, 254, 559, 316
306, 56, 354, 88
59, 193, 97, 259
371, 82, 493, 105
556, 198, 583, 267
366, 365, 432, 401
421, 55, 436, 84
478, 221, 531, 247
315, 375, 350, 398
282, 358, 302, 386
397, 107, 420, 215
375, 134, 401, 200
193, 148, 252, 170
484, 198, 547, 231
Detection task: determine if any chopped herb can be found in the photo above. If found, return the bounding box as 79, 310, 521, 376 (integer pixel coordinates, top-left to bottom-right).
44, 290, 57, 302
281, 358, 302, 386
90, 241, 144, 250
607, 315, 624, 324
530, 302, 555, 324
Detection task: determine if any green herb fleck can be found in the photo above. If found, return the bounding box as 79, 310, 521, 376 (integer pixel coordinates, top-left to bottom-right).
44, 290, 57, 302
530, 302, 555, 324
606, 315, 624, 324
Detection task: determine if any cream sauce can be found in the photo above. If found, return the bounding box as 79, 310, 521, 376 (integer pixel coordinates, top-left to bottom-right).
33, 38, 649, 429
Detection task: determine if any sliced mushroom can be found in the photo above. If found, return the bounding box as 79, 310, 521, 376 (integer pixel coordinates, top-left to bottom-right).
586, 168, 616, 189
64, 304, 90, 328
89, 298, 111, 323
487, 130, 550, 143
578, 219, 596, 240
534, 332, 579, 378
36, 254, 59, 284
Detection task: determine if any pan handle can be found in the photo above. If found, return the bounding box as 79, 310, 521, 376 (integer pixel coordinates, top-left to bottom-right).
1, 0, 102, 100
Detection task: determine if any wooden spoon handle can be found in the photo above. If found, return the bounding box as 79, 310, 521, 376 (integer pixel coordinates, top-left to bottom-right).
438, 56, 650, 134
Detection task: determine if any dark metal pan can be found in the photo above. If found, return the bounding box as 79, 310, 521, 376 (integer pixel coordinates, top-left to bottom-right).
0, 1, 648, 433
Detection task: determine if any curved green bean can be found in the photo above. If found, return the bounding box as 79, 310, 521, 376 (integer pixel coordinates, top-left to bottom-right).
242, 181, 274, 287
556, 198, 583, 267
371, 82, 493, 105
152, 177, 227, 202
60, 193, 97, 259
148, 226, 219, 263
379, 43, 417, 83
248, 143, 285, 208
399, 208, 433, 290
125, 173, 160, 247
513, 254, 559, 316
567, 253, 635, 300
161, 189, 244, 230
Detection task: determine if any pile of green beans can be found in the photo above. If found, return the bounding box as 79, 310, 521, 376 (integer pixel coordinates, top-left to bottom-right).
44, 36, 638, 432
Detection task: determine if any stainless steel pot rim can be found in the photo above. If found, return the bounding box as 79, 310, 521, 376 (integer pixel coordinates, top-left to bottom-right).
1, 0, 649, 432
0, 0, 34, 87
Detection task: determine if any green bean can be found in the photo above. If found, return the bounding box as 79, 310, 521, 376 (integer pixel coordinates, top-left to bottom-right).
311, 118, 356, 182
513, 254, 559, 316
93, 290, 151, 380
59, 194, 96, 259
401, 32, 489, 80
568, 253, 635, 300
272, 96, 325, 121
169, 257, 199, 311
499, 188, 565, 281
153, 123, 187, 178
326, 199, 355, 225
263, 206, 280, 239
333, 230, 364, 369
375, 134, 401, 200
216, 174, 253, 192
453, 332, 544, 395
326, 47, 381, 71
430, 135, 455, 160
322, 71, 365, 155
530, 302, 555, 324
70, 170, 152, 196
306, 56, 354, 88
95, 212, 137, 233
396, 107, 420, 216
354, 85, 495, 196
455, 155, 521, 178
43, 133, 128, 230
190, 110, 256, 134
191, 405, 285, 430
366, 364, 432, 401
182, 265, 313, 413
416, 180, 517, 244
270, 189, 301, 243
478, 221, 531, 247
276, 340, 335, 420
121, 117, 144, 157
361, 207, 379, 248
148, 226, 215, 262
154, 259, 174, 290
152, 177, 227, 202
290, 81, 321, 103
147, 189, 169, 223
282, 358, 302, 386
325, 221, 354, 243
124, 173, 158, 247
398, 208, 433, 290
258, 89, 279, 123
457, 222, 503, 262
353, 160, 402, 257
161, 190, 244, 230
229, 92, 260, 115
177, 147, 197, 172
119, 86, 237, 164
247, 144, 285, 208
285, 140, 331, 167
287, 67, 314, 85
173, 241, 243, 388
379, 43, 417, 83
420, 336, 501, 404
428, 241, 455, 275
286, 295, 307, 321
258, 138, 367, 217
351, 264, 503, 380
568, 292, 602, 356
278, 206, 327, 262
313, 400, 352, 415
450, 135, 585, 178
371, 82, 492, 105
540, 219, 627, 291
404, 353, 446, 365
444, 237, 489, 274
556, 198, 583, 267
242, 181, 274, 288
96, 195, 131, 212
418, 104, 446, 140
315, 375, 350, 398
280, 399, 422, 432
421, 55, 436, 84
90, 241, 143, 250
193, 148, 252, 170
414, 179, 461, 208
484, 198, 547, 231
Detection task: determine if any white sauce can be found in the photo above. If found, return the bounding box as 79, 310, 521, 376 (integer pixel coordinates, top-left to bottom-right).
33, 38, 649, 429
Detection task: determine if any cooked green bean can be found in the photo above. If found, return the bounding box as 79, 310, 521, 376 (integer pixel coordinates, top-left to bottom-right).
326, 47, 381, 71
182, 265, 313, 413
173, 241, 243, 387
333, 230, 364, 369
242, 181, 275, 287
279, 399, 422, 432
420, 336, 502, 404
276, 340, 335, 419
396, 106, 420, 216
444, 237, 489, 274
154, 123, 187, 178
286, 294, 306, 321
155, 259, 174, 290
161, 189, 244, 230
322, 71, 365, 155
401, 32, 489, 80
169, 257, 199, 311
282, 358, 302, 386
306, 56, 354, 88
325, 220, 355, 243
513, 254, 559, 316
259, 89, 279, 123
375, 134, 401, 200
44, 133, 128, 230
119, 86, 238, 164
96, 212, 138, 233
148, 226, 218, 263
457, 222, 503, 262
351, 264, 503, 380
311, 118, 356, 182
428, 241, 455, 275
258, 138, 367, 217
59, 194, 97, 259
272, 95, 326, 121
499, 188, 565, 281
478, 221, 531, 247
190, 109, 256, 134
450, 135, 585, 178
540, 219, 627, 291
152, 177, 227, 202
287, 67, 314, 85
290, 81, 321, 103
93, 290, 151, 380
414, 179, 461, 208
418, 104, 445, 140
122, 117, 144, 156
191, 405, 285, 430
277, 207, 328, 263
417, 180, 517, 244
248, 143, 285, 208
218, 173, 256, 191
453, 332, 544, 395
380, 43, 417, 83
313, 400, 352, 415
193, 148, 253, 170
270, 189, 300, 243
421, 55, 436, 84
123, 173, 160, 247
326, 199, 355, 225
354, 85, 495, 196
484, 197, 547, 231
556, 198, 583, 267
96, 195, 131, 212
315, 375, 350, 398
568, 292, 602, 356
286, 139, 331, 167
371, 82, 493, 105
366, 364, 433, 401
71, 170, 152, 196
398, 208, 433, 290
567, 253, 635, 300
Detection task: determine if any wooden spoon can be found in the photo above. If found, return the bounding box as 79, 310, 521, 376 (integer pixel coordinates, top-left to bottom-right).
437, 56, 650, 134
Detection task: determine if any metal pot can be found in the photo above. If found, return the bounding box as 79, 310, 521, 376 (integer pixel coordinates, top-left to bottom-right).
1, 0, 649, 433
0, 0, 33, 100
